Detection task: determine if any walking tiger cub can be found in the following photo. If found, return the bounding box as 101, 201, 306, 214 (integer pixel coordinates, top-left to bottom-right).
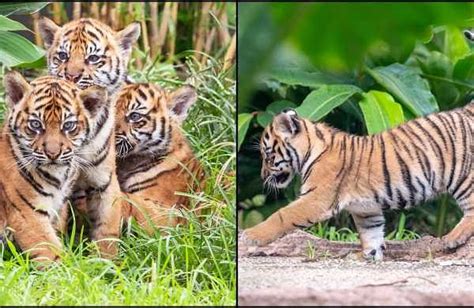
114, 83, 205, 233
242, 105, 473, 260
0, 72, 109, 261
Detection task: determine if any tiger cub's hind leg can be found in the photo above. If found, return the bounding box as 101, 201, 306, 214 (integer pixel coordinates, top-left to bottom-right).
351, 211, 386, 261
443, 190, 474, 249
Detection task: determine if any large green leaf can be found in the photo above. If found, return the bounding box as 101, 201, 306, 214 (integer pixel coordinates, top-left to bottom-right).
256, 100, 297, 127
238, 113, 253, 151
263, 68, 345, 88
367, 63, 439, 116
415, 50, 459, 109
444, 25, 470, 63
0, 2, 49, 16
0, 15, 29, 31
359, 90, 405, 135
0, 30, 45, 67
295, 85, 362, 121
453, 54, 474, 83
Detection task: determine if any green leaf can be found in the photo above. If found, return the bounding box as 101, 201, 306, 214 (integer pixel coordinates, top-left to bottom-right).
453, 54, 474, 82
13, 55, 46, 69
359, 90, 405, 135
0, 15, 29, 31
444, 25, 470, 63
251, 194, 266, 207
367, 63, 439, 116
415, 51, 459, 109
295, 85, 362, 121
256, 100, 297, 127
0, 2, 49, 16
243, 210, 264, 228
0, 30, 44, 67
263, 68, 344, 88
238, 113, 253, 151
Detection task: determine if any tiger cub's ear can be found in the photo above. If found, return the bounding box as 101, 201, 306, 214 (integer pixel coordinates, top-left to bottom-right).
39, 17, 60, 48
79, 86, 108, 117
274, 109, 300, 135
3, 71, 31, 109
116, 22, 141, 58
168, 86, 198, 123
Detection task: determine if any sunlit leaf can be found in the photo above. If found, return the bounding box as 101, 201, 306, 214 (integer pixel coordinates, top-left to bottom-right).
444, 25, 470, 63
0, 2, 49, 16
359, 90, 405, 134
295, 85, 362, 121
238, 113, 253, 151
0, 15, 29, 31
0, 31, 45, 67
367, 63, 439, 116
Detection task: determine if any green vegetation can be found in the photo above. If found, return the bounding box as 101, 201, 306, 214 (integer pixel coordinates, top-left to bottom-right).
238, 2, 473, 240
0, 2, 235, 305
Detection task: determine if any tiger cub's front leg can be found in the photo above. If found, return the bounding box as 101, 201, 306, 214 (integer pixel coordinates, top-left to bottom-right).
351, 211, 386, 261
85, 171, 122, 259
7, 204, 62, 262
242, 194, 333, 246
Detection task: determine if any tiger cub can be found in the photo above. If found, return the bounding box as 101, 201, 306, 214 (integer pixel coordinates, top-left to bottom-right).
38, 17, 141, 258
242, 105, 473, 260
39, 17, 140, 97
0, 71, 108, 261
115, 83, 204, 233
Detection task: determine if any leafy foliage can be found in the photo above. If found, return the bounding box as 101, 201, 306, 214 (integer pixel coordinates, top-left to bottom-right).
238, 2, 473, 239
0, 3, 47, 68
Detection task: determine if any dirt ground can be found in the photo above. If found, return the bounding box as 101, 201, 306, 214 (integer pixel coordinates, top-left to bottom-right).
238, 231, 474, 306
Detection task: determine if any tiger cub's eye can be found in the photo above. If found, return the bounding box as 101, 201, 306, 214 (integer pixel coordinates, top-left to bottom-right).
128, 112, 143, 122
87, 55, 100, 63
63, 121, 77, 132
58, 52, 68, 61
28, 120, 43, 132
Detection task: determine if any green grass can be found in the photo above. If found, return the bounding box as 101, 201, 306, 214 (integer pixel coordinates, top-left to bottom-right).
307, 213, 420, 243
0, 57, 236, 305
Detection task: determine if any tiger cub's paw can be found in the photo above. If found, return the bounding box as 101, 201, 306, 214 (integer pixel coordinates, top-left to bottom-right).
241, 226, 276, 247
362, 243, 385, 262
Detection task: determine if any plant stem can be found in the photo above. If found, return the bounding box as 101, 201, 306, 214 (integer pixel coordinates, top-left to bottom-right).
194, 2, 213, 62
167, 2, 179, 60
73, 2, 81, 20
90, 2, 100, 19
31, 12, 42, 46
223, 34, 236, 71
149, 2, 159, 58
52, 3, 62, 24
421, 74, 474, 90
157, 2, 172, 56
436, 195, 449, 237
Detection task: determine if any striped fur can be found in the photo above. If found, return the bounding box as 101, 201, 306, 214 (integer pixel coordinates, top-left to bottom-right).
114, 83, 205, 233
243, 104, 473, 260
0, 72, 107, 262
39, 17, 140, 97
39, 17, 141, 258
